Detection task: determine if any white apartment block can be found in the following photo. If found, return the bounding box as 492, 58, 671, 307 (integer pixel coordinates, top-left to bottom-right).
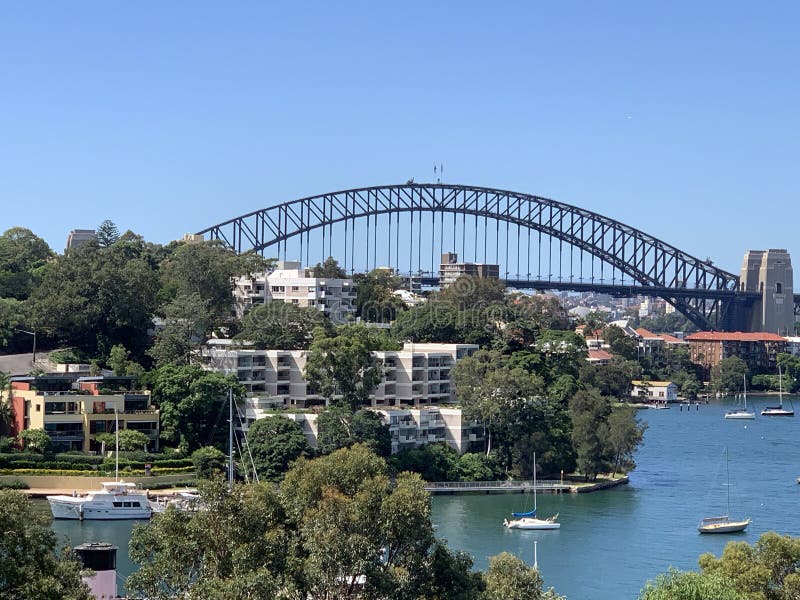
231, 261, 357, 323
372, 343, 478, 407
203, 340, 479, 410
237, 405, 483, 456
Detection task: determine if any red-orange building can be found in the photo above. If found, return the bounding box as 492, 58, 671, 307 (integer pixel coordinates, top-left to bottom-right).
685, 331, 787, 378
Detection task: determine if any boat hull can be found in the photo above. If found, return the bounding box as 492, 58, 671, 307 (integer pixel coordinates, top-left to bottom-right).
697, 517, 750, 534
761, 409, 794, 416
47, 495, 152, 520
724, 411, 755, 420
504, 517, 560, 530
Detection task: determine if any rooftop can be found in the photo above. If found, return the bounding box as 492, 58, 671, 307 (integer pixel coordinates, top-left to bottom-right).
685, 332, 787, 342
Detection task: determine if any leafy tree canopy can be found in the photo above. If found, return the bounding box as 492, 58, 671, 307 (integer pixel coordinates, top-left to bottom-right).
0, 490, 91, 599
310, 256, 347, 278
149, 364, 243, 453
246, 416, 312, 481
235, 301, 331, 350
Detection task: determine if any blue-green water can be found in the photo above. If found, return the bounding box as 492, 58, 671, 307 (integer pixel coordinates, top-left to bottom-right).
432, 396, 800, 599
44, 396, 800, 599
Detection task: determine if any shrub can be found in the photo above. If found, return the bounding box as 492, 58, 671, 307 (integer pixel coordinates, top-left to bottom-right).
0, 478, 29, 489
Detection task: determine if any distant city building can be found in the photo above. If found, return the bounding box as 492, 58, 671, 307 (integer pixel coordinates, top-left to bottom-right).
65, 229, 96, 251
3, 374, 159, 452
685, 331, 787, 378
230, 261, 356, 323
181, 233, 204, 244
439, 252, 499, 287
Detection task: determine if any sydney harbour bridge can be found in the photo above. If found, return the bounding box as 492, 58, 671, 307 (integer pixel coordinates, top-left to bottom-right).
196, 183, 800, 332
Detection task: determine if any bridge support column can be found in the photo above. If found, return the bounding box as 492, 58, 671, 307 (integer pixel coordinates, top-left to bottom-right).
739, 249, 794, 334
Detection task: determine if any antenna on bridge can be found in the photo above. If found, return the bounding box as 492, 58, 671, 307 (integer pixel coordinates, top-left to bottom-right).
434, 163, 444, 183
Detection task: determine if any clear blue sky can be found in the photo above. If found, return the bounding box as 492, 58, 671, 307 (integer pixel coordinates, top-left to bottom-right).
2, 1, 798, 273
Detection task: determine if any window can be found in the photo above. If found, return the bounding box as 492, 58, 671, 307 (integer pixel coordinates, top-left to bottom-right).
291, 286, 300, 291
776, 282, 783, 294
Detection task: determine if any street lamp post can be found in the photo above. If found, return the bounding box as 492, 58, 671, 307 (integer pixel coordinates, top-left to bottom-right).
14, 328, 36, 365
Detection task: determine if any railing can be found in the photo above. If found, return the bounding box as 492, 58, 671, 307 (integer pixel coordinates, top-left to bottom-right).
424, 480, 568, 492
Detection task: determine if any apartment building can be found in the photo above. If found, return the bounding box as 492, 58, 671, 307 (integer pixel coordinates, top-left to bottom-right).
685, 331, 787, 378
238, 405, 483, 456
230, 261, 357, 323
203, 340, 479, 409
5, 375, 160, 453
376, 407, 484, 455
439, 252, 500, 287
372, 343, 478, 407
204, 340, 321, 406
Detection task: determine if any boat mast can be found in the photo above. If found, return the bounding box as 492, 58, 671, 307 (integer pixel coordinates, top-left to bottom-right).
228, 389, 234, 490
533, 451, 537, 512
725, 447, 730, 517
115, 406, 119, 483
743, 374, 747, 409
779, 365, 783, 408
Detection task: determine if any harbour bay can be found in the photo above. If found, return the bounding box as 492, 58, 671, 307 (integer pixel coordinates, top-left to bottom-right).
43, 395, 800, 599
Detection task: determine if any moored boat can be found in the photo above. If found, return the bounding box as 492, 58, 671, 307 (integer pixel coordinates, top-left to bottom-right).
48, 481, 152, 520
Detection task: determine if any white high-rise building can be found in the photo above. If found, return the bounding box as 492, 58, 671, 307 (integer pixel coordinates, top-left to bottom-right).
231, 261, 357, 323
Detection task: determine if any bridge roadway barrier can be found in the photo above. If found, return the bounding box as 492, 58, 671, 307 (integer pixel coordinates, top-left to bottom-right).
424, 480, 571, 494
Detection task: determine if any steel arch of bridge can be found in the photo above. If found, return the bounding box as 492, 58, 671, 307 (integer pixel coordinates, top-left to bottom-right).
197, 183, 742, 329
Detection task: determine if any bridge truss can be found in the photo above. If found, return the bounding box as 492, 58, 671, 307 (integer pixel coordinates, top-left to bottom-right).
198, 183, 752, 330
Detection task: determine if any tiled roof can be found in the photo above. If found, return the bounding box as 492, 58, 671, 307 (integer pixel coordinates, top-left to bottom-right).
587, 349, 613, 361
631, 380, 674, 387
685, 332, 787, 342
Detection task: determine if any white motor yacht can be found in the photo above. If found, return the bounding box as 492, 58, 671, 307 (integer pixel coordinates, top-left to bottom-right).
47, 481, 152, 520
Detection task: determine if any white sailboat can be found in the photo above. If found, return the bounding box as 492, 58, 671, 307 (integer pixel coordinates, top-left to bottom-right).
761, 365, 794, 416
725, 374, 755, 419
48, 408, 151, 520
698, 447, 749, 534
504, 453, 560, 530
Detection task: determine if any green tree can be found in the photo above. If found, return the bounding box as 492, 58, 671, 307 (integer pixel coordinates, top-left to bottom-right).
310, 256, 347, 278
388, 442, 461, 482
438, 275, 506, 311
234, 302, 330, 350
108, 344, 131, 376
604, 324, 639, 361
304, 326, 384, 411
605, 406, 647, 476
191, 446, 228, 480
457, 452, 498, 481
391, 300, 495, 346
148, 292, 213, 367
27, 236, 159, 358
481, 552, 565, 600
149, 364, 242, 453
0, 227, 53, 300
16, 428, 51, 453
128, 480, 289, 599
0, 297, 27, 349
246, 416, 312, 481
353, 269, 405, 323
569, 388, 611, 481
711, 357, 749, 394
0, 490, 92, 599
118, 429, 150, 452
638, 568, 744, 600
95, 220, 120, 247
158, 240, 271, 321
316, 407, 391, 457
